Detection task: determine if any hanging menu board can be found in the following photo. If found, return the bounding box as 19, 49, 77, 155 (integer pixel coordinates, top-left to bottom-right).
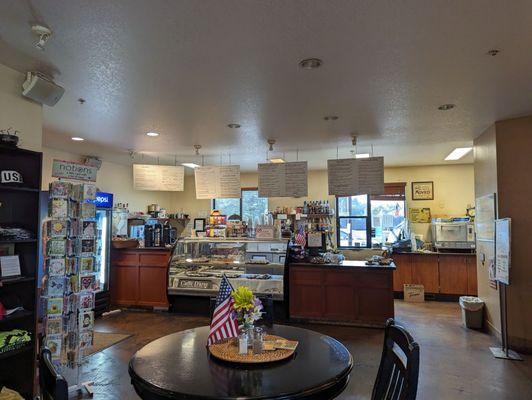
194, 165, 241, 199
327, 157, 384, 196
133, 164, 184, 191
258, 161, 308, 198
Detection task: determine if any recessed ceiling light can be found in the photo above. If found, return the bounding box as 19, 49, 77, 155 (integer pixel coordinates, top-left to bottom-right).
269, 158, 285, 163
486, 49, 500, 56
445, 147, 472, 161
146, 132, 159, 137
71, 137, 84, 141
355, 153, 370, 159
227, 123, 241, 129
323, 115, 339, 121
181, 163, 201, 169
299, 58, 323, 69
438, 104, 455, 111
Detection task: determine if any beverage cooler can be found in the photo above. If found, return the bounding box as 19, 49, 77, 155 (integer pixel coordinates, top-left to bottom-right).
94, 191, 113, 315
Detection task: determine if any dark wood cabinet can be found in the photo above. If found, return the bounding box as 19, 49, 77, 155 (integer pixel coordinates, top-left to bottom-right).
411, 255, 439, 293
289, 263, 394, 327
392, 253, 413, 291
392, 253, 477, 296
439, 255, 468, 295
111, 248, 170, 309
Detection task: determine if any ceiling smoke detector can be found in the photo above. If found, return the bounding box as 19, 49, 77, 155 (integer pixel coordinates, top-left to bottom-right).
438, 104, 455, 111
227, 123, 241, 129
31, 24, 52, 50
299, 58, 323, 69
324, 115, 339, 121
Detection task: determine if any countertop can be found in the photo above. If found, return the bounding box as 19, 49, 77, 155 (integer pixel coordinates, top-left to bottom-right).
290, 260, 396, 270
112, 246, 172, 252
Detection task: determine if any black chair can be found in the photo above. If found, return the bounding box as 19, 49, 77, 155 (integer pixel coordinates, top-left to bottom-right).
39, 347, 68, 400
372, 319, 420, 400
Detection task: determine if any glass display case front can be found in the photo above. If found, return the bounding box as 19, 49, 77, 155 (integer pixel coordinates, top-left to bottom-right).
168, 238, 288, 300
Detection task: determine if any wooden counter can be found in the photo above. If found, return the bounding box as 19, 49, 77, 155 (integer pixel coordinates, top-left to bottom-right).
110, 247, 171, 310
392, 252, 477, 296
288, 261, 395, 328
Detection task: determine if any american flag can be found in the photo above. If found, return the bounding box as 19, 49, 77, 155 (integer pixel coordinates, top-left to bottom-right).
208, 275, 239, 346
295, 225, 306, 246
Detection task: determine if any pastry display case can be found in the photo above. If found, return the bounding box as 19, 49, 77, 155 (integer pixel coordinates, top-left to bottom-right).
167, 238, 288, 300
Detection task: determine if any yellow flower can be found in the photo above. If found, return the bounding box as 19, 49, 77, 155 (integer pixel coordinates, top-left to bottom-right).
231, 286, 255, 312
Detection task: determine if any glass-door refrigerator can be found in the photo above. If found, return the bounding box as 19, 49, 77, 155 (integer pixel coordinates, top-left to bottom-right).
94, 191, 113, 315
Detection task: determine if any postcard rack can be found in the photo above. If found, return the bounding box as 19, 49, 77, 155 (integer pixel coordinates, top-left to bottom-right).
41, 180, 98, 396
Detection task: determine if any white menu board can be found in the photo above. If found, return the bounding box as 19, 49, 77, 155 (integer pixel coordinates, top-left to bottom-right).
133, 164, 184, 191
258, 161, 308, 197
195, 165, 241, 199
495, 218, 511, 285
327, 157, 384, 196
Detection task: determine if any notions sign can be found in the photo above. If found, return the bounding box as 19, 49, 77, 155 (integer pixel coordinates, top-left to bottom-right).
52, 159, 98, 182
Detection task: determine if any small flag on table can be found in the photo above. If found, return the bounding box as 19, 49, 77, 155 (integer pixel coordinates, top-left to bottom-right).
295, 225, 306, 247
208, 275, 239, 346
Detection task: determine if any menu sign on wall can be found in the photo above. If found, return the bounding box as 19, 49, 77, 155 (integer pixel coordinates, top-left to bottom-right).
133, 164, 185, 191
327, 157, 384, 196
258, 161, 308, 197
194, 165, 241, 199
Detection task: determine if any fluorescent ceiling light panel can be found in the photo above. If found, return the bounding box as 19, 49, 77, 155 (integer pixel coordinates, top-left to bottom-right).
445, 147, 472, 161
71, 137, 84, 141
181, 163, 201, 169
269, 158, 285, 163
355, 153, 370, 159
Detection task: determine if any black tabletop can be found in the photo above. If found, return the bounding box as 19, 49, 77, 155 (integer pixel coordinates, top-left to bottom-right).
129, 325, 353, 400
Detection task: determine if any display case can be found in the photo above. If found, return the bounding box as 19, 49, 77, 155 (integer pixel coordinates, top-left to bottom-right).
168, 238, 288, 300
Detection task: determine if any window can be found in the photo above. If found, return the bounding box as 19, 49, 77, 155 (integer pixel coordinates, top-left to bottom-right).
336, 183, 406, 248
213, 189, 268, 223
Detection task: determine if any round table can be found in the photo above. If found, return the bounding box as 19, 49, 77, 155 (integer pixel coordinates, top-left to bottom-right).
129, 325, 353, 400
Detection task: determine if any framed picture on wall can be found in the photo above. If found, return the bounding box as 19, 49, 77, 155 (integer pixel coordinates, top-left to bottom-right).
411, 181, 434, 200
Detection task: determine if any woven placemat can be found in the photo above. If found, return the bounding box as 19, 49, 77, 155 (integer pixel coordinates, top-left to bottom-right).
208, 334, 296, 364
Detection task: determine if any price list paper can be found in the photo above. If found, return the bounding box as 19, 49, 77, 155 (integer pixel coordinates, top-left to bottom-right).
194, 165, 241, 199
258, 161, 308, 197
133, 164, 185, 191
327, 157, 384, 196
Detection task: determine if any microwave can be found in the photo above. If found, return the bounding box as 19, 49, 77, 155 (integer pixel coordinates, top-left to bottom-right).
431, 220, 475, 250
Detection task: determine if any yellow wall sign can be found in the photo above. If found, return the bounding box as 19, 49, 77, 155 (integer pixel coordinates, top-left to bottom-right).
409, 208, 431, 223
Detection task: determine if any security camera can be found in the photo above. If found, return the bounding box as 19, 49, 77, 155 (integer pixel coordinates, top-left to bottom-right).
31, 24, 52, 50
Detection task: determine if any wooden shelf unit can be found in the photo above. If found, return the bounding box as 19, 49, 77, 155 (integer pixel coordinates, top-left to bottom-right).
0, 144, 42, 399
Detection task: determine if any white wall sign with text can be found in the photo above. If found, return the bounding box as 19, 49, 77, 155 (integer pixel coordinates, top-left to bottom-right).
327, 157, 384, 196
495, 218, 511, 285
52, 159, 98, 182
194, 165, 241, 199
133, 164, 185, 191
258, 161, 308, 197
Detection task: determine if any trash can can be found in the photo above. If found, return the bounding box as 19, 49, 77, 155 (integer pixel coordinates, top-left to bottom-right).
459, 296, 484, 329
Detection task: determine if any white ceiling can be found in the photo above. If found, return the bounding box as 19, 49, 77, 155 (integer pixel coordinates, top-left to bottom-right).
1, 0, 532, 169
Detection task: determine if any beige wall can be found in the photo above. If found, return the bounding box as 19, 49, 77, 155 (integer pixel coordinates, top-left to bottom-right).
42, 147, 174, 212
473, 125, 501, 337
171, 165, 475, 242
0, 64, 42, 151
495, 116, 532, 351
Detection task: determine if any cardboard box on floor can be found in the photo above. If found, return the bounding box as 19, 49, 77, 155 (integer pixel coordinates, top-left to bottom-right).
404, 284, 425, 302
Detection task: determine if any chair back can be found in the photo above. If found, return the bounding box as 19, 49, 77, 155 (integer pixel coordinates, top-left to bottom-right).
39, 347, 68, 400
372, 319, 420, 400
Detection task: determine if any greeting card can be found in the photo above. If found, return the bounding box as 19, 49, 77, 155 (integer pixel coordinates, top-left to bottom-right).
79, 292, 95, 309
81, 239, 95, 255
80, 257, 94, 273
82, 221, 96, 238
79, 331, 93, 350
48, 276, 66, 297
47, 258, 66, 276
80, 274, 96, 291
81, 203, 96, 219
47, 239, 66, 257
49, 181, 72, 198
50, 198, 68, 218
78, 310, 94, 331
46, 335, 63, 359
47, 297, 64, 316
46, 316, 63, 336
